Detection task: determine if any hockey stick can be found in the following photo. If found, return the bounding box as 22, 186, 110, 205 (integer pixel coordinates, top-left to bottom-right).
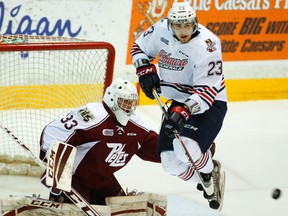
0, 123, 102, 216
152, 89, 214, 197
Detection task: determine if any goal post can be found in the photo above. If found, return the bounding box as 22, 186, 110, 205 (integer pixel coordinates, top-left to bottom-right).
0, 34, 115, 176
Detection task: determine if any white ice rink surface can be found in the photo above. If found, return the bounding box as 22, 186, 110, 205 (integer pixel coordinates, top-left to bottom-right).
0, 100, 288, 216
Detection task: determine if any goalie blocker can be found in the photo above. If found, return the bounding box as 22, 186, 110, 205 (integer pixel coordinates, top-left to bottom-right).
106, 193, 167, 216
45, 141, 77, 193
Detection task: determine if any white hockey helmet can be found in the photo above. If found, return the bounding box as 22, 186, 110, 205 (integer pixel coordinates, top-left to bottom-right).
168, 0, 198, 33
103, 78, 138, 126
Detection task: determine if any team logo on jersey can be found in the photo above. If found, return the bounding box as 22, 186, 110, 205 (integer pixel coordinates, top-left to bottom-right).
77, 107, 94, 122
105, 143, 128, 167
158, 50, 188, 71
103, 129, 114, 136
205, 39, 216, 53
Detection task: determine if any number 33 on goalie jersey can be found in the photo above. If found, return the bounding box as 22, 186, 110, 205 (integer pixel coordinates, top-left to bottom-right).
40, 102, 160, 186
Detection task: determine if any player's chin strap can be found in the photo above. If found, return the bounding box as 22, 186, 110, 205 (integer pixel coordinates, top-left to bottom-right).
152, 89, 214, 197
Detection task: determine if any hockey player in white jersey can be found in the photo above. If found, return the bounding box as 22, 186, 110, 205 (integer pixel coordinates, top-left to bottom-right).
131, 0, 227, 210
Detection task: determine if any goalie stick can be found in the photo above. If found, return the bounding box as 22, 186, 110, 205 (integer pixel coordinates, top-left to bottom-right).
152, 89, 214, 197
0, 123, 102, 216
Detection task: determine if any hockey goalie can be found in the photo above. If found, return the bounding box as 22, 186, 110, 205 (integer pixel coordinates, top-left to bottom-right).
0, 78, 167, 216
41, 77, 167, 215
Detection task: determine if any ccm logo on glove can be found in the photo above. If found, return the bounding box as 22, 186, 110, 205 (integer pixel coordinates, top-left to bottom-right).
171, 106, 190, 120
136, 65, 157, 76
136, 64, 161, 99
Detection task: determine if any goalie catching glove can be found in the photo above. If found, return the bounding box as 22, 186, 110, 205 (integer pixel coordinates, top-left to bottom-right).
136, 63, 161, 100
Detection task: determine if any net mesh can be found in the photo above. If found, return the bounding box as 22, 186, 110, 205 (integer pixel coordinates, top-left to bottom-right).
0, 35, 114, 175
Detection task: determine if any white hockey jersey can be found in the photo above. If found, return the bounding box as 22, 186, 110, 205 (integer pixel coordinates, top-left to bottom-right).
131, 19, 227, 114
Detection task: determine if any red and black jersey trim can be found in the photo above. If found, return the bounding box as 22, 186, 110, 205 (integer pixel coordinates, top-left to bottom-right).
193, 85, 219, 107
161, 81, 194, 95
161, 80, 226, 107
130, 43, 154, 61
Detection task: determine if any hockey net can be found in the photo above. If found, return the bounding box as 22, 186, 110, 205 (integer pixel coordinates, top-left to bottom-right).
0, 34, 115, 176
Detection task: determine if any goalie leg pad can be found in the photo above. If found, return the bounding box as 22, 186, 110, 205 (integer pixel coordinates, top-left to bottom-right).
0, 195, 111, 216
105, 193, 167, 216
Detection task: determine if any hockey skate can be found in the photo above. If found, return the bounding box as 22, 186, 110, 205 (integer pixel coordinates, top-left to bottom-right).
208, 160, 225, 211
197, 173, 214, 200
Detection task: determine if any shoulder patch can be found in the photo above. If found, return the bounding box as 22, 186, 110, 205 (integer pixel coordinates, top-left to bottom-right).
205, 39, 217, 52
77, 107, 95, 122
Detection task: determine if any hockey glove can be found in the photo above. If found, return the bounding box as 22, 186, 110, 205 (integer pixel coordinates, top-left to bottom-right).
136, 64, 161, 99
164, 105, 190, 138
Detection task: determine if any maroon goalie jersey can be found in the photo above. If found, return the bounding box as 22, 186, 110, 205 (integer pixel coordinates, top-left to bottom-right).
40, 102, 160, 189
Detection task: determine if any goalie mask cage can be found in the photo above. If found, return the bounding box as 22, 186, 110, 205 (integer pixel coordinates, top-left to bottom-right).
0, 34, 115, 176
